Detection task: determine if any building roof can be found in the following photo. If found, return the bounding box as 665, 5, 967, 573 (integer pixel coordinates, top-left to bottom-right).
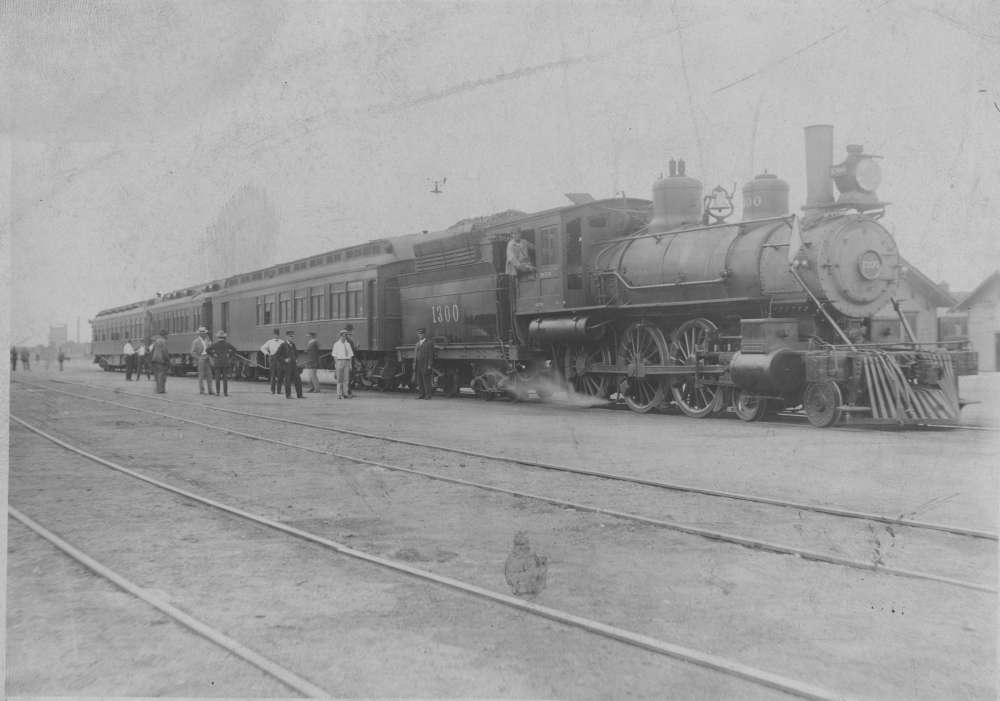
951, 270, 1000, 312
900, 257, 958, 308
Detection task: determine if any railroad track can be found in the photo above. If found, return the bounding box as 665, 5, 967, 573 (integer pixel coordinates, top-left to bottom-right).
9, 417, 847, 701
16, 379, 998, 593
35, 377, 999, 540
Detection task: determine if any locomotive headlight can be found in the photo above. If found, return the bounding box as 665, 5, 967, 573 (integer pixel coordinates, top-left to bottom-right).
830, 145, 883, 204
853, 158, 882, 193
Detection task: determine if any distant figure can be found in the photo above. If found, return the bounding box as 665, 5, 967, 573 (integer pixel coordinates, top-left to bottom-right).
20, 350, 30, 371
207, 330, 237, 397
344, 323, 359, 396
504, 531, 548, 596
191, 326, 214, 395
412, 327, 434, 400
136, 339, 151, 380
505, 231, 535, 276
274, 329, 303, 399
331, 329, 354, 399
57, 349, 66, 372
260, 328, 285, 395
150, 329, 170, 393
10, 346, 17, 371
304, 331, 321, 393
122, 338, 137, 381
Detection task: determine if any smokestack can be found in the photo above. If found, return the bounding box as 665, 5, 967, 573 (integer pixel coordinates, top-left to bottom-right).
804, 124, 834, 208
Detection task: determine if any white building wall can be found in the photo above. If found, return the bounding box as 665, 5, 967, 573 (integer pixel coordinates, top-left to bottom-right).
966, 301, 999, 372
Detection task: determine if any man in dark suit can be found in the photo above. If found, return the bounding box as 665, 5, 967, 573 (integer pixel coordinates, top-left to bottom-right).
275, 329, 304, 399
412, 327, 435, 399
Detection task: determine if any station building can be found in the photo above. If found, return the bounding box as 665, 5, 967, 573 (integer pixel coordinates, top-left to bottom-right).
948, 271, 1000, 372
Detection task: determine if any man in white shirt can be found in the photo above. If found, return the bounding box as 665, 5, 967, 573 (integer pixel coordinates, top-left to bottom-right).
260, 328, 285, 395
190, 326, 214, 395
331, 329, 354, 399
122, 339, 136, 381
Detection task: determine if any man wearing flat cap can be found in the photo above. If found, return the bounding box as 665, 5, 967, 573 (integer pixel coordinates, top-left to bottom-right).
207, 330, 238, 397
331, 329, 354, 399
273, 329, 304, 399
191, 326, 214, 395
412, 327, 435, 399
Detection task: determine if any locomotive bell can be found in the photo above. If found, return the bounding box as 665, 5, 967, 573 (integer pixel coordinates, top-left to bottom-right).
742, 173, 789, 219
649, 159, 703, 234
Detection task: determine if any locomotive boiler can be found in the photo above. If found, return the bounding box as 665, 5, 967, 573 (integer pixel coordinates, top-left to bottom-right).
530, 125, 974, 426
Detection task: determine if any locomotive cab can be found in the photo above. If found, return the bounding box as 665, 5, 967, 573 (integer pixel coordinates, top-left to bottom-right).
511, 198, 651, 315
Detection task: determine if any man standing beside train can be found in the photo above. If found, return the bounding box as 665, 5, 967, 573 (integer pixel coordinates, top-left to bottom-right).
135, 338, 150, 380
274, 329, 304, 399
331, 329, 353, 399
207, 330, 238, 397
412, 327, 435, 400
191, 326, 214, 395
150, 330, 170, 394
304, 331, 321, 393
344, 323, 360, 397
122, 338, 137, 381
260, 328, 285, 395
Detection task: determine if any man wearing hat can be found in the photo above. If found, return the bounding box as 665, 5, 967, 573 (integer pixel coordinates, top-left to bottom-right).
260, 328, 285, 395
331, 328, 354, 399
273, 329, 304, 399
207, 330, 238, 397
412, 327, 435, 399
191, 326, 215, 395
150, 329, 170, 394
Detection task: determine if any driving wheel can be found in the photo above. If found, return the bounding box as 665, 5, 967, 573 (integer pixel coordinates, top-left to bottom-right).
618, 322, 667, 413
668, 318, 722, 418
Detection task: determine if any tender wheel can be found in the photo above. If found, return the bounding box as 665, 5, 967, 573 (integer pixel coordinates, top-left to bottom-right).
734, 390, 769, 422
804, 381, 843, 428
618, 322, 667, 413
564, 342, 612, 398
669, 318, 722, 418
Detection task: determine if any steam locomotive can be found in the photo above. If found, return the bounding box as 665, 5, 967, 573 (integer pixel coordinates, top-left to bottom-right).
91, 125, 977, 427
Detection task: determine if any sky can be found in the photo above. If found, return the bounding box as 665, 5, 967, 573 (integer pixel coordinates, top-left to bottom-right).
4, 0, 999, 346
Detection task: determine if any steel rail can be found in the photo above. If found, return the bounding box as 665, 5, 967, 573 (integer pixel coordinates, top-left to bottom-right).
8, 416, 853, 701
8, 506, 332, 698
12, 396, 996, 594
36, 378, 998, 542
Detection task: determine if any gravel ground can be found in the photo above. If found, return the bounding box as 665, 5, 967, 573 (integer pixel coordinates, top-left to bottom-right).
7, 365, 998, 699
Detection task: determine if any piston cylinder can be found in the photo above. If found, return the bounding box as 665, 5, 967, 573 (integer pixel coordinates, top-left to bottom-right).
730, 349, 805, 396
528, 317, 605, 345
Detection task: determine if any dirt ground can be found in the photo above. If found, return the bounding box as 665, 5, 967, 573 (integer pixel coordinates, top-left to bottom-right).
6, 364, 998, 699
